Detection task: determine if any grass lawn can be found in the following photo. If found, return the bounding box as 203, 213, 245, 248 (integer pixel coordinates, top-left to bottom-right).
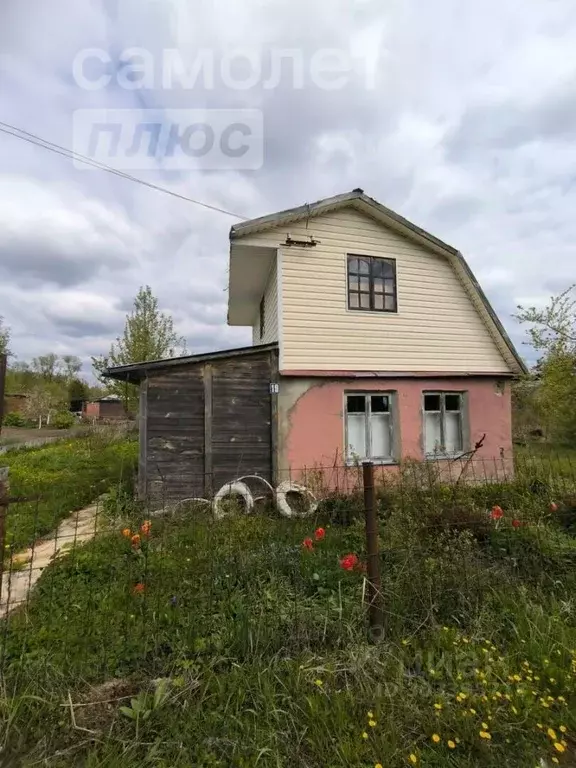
2, 482, 576, 767
0, 432, 138, 551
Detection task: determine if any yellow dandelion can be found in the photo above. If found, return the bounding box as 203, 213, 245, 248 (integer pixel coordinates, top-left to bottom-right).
362, 731, 368, 740
369, 719, 377, 727
458, 692, 467, 700
482, 722, 489, 730
470, 708, 477, 715
434, 703, 443, 710
447, 740, 456, 749
537, 723, 543, 729
402, 639, 410, 646
314, 679, 323, 687
562, 740, 568, 747
479, 731, 492, 740
368, 711, 374, 718
547, 728, 558, 740
408, 756, 418, 766
456, 695, 463, 703
552, 758, 559, 765
560, 725, 567, 733
550, 678, 556, 684
376, 764, 384, 768
513, 675, 522, 682
554, 743, 565, 754
432, 734, 441, 743
558, 696, 566, 704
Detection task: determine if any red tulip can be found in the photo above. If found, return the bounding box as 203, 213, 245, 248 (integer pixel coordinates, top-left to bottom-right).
512, 519, 522, 529
131, 534, 141, 548
339, 553, 359, 571
490, 505, 504, 521
314, 527, 326, 541
302, 537, 314, 551
140, 520, 152, 536
133, 583, 145, 594
550, 502, 558, 513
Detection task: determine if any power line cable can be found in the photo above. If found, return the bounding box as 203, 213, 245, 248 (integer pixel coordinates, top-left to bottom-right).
0, 120, 248, 220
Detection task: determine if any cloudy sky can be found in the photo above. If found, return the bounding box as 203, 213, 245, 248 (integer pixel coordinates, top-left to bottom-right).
1, 0, 575, 375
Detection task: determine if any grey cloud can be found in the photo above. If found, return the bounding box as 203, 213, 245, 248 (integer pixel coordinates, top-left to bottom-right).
46, 316, 121, 338
447, 80, 576, 162
0, 240, 129, 288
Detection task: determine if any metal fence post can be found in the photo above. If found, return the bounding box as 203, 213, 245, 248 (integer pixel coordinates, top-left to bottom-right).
0, 466, 8, 606
362, 461, 384, 640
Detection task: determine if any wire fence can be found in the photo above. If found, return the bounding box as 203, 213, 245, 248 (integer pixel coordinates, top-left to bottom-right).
0, 451, 575, 683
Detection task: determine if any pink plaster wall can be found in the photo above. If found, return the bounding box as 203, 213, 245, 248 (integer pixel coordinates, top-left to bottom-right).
282, 378, 512, 477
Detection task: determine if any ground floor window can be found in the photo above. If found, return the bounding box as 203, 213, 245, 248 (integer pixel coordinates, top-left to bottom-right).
423, 392, 465, 456
345, 392, 394, 462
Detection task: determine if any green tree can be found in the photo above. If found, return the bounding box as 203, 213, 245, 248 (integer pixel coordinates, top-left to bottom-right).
0, 315, 11, 357
32, 353, 61, 381
61, 355, 83, 381
516, 286, 576, 444
92, 286, 186, 407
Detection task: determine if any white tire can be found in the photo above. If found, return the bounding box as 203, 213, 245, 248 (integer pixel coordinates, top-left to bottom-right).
212, 481, 254, 520
276, 481, 318, 518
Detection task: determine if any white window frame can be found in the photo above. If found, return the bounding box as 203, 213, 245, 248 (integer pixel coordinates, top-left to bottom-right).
344, 391, 396, 464
423, 391, 466, 459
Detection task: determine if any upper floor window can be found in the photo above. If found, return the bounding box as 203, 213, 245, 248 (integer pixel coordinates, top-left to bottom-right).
423, 392, 465, 456
347, 255, 397, 312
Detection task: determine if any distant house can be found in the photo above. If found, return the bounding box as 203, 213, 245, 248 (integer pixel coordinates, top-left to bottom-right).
4, 393, 28, 414
106, 189, 526, 503
83, 395, 127, 421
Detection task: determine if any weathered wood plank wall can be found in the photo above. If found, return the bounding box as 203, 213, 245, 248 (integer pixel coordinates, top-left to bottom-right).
142, 349, 275, 504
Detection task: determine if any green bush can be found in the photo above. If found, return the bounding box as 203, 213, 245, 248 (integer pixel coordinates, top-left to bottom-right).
2, 411, 27, 427
51, 411, 76, 429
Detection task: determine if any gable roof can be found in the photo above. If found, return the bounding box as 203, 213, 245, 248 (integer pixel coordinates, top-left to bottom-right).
230, 188, 527, 375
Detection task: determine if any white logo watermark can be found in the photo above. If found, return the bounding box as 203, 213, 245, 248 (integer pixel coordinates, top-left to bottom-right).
72, 47, 377, 92
73, 109, 264, 170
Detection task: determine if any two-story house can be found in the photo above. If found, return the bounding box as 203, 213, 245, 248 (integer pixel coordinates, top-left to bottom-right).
106, 189, 526, 503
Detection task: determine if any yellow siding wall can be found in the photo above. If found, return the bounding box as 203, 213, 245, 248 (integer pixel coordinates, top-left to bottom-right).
251, 258, 279, 344
242, 208, 511, 373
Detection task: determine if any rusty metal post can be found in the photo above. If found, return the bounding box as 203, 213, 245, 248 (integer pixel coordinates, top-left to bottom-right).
0, 466, 8, 606
362, 461, 384, 640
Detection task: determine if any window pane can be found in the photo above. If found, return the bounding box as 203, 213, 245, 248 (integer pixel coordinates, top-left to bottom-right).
349, 276, 359, 291
347, 413, 366, 459
370, 413, 391, 458
371, 395, 389, 413
372, 259, 384, 277
358, 259, 370, 274
347, 395, 365, 413
424, 394, 441, 412
348, 258, 359, 273
445, 411, 463, 452
382, 261, 395, 278
374, 294, 384, 310
425, 412, 442, 454
384, 295, 396, 311
360, 293, 370, 309
360, 276, 370, 292
349, 293, 359, 308
384, 279, 395, 294
373, 278, 384, 293
445, 394, 461, 412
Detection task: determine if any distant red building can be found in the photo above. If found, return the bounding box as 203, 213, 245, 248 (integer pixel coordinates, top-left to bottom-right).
83, 396, 127, 421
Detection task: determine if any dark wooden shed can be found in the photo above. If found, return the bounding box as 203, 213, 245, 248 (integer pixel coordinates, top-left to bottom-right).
105, 344, 278, 504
